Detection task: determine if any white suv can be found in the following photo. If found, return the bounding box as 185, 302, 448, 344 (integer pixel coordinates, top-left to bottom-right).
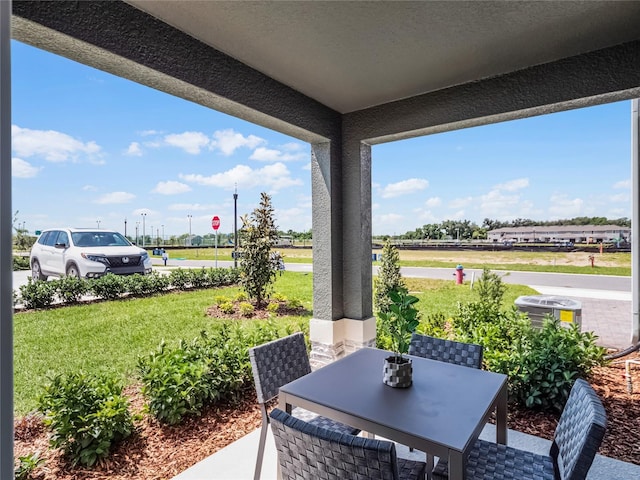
30, 228, 152, 280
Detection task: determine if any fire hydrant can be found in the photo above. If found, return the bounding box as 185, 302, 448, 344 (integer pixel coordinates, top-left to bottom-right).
454, 264, 465, 284
588, 255, 595, 268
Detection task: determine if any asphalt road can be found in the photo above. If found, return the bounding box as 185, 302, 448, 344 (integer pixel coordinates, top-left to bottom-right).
12, 259, 631, 294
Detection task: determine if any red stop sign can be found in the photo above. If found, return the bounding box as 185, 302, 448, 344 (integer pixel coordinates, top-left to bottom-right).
212, 216, 220, 231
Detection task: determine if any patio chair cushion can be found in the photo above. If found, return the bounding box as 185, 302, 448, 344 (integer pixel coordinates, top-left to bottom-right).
408, 333, 483, 369
270, 408, 426, 480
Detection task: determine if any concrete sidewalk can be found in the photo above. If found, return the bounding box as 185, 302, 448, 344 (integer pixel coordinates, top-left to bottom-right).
172, 422, 640, 480
531, 285, 633, 349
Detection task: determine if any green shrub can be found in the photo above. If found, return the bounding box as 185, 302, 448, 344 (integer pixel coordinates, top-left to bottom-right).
138, 328, 259, 425
266, 301, 280, 314
374, 239, 405, 314
19, 278, 57, 309
14, 451, 44, 480
126, 272, 171, 297
219, 301, 235, 314
239, 301, 254, 317
169, 268, 191, 290
285, 298, 302, 309
215, 295, 230, 306
89, 274, 127, 300
55, 275, 89, 304
495, 317, 606, 412
272, 292, 287, 302
138, 340, 211, 425
13, 255, 30, 271
38, 373, 133, 467
188, 268, 209, 288
234, 291, 248, 302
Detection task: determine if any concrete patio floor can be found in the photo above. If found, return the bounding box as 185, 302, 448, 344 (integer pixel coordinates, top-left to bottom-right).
173, 422, 640, 479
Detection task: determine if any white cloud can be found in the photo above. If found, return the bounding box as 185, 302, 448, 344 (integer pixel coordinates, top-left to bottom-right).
301, 162, 311, 171
180, 162, 302, 192
164, 131, 210, 154
168, 203, 217, 212
493, 178, 529, 191
281, 142, 305, 151
140, 129, 161, 136
449, 196, 473, 209
381, 178, 429, 198
613, 179, 631, 189
548, 194, 584, 218
211, 129, 266, 156
425, 197, 441, 208
82, 185, 97, 191
126, 142, 143, 156
151, 181, 192, 195
249, 147, 306, 162
12, 125, 101, 162
12, 157, 40, 178
95, 191, 136, 204
378, 213, 404, 224
609, 192, 629, 203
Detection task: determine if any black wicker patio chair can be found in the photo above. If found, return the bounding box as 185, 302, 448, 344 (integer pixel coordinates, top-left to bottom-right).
270, 407, 427, 480
407, 333, 484, 454
432, 378, 607, 480
249, 332, 360, 480
408, 333, 483, 369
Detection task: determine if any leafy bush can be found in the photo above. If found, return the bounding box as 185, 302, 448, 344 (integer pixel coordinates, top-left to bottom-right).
19, 278, 57, 309
266, 301, 280, 314
13, 255, 30, 271
272, 292, 287, 302
38, 373, 133, 466
374, 239, 405, 314
126, 272, 170, 297
494, 317, 606, 412
55, 275, 89, 304
14, 451, 44, 480
285, 298, 302, 309
168, 268, 190, 290
239, 301, 255, 317
138, 326, 266, 425
188, 268, 209, 288
89, 274, 127, 300
234, 291, 248, 302
219, 301, 235, 314
215, 295, 230, 306
450, 268, 606, 412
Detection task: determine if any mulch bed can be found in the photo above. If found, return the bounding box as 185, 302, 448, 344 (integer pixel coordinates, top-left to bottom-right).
14, 353, 640, 479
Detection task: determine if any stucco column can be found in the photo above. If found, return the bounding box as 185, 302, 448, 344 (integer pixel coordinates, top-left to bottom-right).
0, 0, 13, 477
309, 139, 376, 368
632, 100, 639, 344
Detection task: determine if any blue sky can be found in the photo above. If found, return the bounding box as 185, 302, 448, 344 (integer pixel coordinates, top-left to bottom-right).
11, 41, 632, 238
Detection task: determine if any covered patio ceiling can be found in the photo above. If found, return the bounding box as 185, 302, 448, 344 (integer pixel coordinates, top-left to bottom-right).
125, 0, 640, 114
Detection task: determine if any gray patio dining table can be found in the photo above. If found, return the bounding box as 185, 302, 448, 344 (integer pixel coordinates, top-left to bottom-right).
278, 347, 508, 480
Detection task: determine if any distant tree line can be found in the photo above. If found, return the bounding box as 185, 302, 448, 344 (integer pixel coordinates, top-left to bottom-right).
383, 216, 631, 242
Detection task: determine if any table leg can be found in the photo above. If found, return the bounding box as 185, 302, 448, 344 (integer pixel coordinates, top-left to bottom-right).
448, 451, 464, 480
425, 453, 433, 480
496, 384, 508, 445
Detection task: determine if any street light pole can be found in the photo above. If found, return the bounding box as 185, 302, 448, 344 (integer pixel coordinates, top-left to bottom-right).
233, 186, 238, 268
187, 214, 192, 247
124, 218, 127, 237
141, 213, 146, 247
135, 222, 139, 245
96, 220, 101, 229
161, 225, 164, 246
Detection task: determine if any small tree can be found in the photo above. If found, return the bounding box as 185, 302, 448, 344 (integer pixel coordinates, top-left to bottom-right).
239, 193, 279, 307
374, 239, 405, 314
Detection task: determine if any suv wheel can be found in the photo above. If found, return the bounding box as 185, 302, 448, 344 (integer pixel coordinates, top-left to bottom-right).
66, 263, 81, 278
31, 259, 47, 281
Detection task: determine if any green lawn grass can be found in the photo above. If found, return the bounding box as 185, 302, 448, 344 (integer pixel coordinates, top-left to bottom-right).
158, 247, 631, 275
14, 271, 535, 414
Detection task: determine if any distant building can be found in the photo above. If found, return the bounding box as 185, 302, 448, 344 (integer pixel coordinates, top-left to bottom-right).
487, 225, 630, 244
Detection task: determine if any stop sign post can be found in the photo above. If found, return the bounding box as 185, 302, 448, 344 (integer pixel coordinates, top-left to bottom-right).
212, 216, 220, 267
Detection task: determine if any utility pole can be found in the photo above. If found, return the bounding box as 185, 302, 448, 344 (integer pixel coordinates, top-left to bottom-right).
141, 213, 147, 247
187, 214, 192, 246
233, 185, 238, 268
124, 218, 127, 237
